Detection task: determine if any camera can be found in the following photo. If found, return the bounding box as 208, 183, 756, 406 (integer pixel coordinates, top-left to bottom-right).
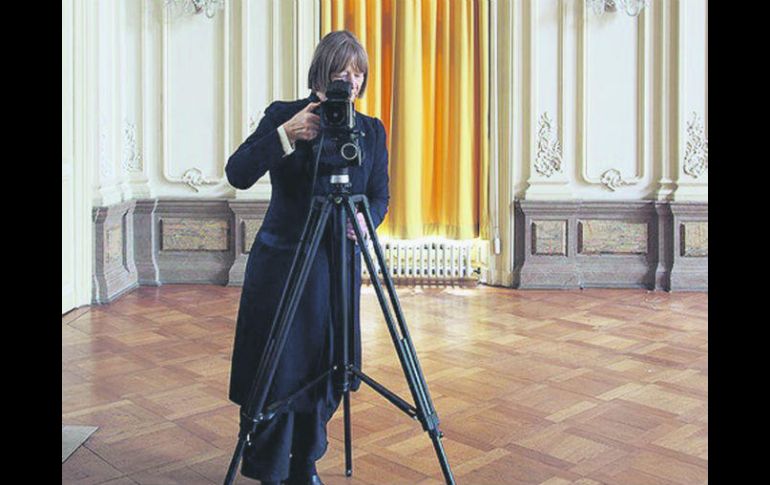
316, 80, 363, 167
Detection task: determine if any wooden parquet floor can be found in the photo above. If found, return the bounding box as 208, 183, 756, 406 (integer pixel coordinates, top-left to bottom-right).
62, 285, 708, 485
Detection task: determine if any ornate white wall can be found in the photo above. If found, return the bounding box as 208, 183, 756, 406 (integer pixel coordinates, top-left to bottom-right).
514, 0, 707, 201
486, 0, 708, 286
88, 0, 706, 206
63, 0, 707, 309
83, 0, 317, 206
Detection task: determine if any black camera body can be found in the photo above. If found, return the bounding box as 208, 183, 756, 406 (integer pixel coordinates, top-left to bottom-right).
320, 80, 355, 135
316, 80, 363, 168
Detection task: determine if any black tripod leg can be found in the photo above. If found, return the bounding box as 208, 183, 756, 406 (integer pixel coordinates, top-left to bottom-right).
223, 197, 333, 485
344, 391, 352, 476
335, 199, 355, 477
343, 197, 456, 485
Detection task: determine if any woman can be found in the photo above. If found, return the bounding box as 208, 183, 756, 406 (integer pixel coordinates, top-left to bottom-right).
226, 31, 390, 485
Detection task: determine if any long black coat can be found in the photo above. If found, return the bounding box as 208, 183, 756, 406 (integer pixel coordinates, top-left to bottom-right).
226, 93, 390, 413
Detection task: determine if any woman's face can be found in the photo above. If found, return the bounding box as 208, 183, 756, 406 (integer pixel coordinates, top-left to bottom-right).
330, 63, 365, 101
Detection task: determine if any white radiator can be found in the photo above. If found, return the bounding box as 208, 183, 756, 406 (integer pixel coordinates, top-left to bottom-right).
360, 239, 478, 283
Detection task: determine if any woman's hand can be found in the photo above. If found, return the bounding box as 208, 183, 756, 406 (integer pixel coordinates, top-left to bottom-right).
346, 212, 369, 243
281, 101, 321, 144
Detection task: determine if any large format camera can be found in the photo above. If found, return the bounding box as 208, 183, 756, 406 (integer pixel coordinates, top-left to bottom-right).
315, 80, 363, 168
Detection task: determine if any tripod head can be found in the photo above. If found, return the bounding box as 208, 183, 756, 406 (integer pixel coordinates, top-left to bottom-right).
329, 167, 352, 195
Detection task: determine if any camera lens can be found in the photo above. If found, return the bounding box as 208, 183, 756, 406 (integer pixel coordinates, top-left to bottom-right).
323, 102, 347, 127
341, 142, 359, 161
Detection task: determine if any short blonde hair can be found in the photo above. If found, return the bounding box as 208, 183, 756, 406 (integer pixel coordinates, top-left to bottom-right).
307, 30, 369, 98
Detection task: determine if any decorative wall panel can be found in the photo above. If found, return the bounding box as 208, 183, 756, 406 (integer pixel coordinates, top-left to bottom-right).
681, 221, 707, 257
243, 218, 264, 254
578, 220, 647, 255
532, 220, 567, 256
106, 225, 124, 267
153, 200, 235, 284
160, 218, 230, 251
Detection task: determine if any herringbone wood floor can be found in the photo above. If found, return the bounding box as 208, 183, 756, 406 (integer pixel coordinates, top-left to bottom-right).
62, 285, 707, 485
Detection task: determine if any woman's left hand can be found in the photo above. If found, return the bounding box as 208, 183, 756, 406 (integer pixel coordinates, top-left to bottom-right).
346, 212, 369, 242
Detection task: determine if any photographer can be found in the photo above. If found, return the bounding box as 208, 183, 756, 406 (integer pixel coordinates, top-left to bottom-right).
225, 30, 390, 485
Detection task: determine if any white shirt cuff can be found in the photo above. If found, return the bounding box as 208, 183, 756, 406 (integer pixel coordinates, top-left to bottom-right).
277, 124, 295, 157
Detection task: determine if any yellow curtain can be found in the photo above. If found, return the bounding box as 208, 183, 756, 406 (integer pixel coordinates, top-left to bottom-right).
322, 0, 489, 240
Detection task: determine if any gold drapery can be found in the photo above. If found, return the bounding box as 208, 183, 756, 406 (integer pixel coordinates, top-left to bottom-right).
322, 0, 488, 240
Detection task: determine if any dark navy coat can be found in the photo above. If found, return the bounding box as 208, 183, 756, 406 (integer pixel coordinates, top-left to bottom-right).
226, 93, 390, 413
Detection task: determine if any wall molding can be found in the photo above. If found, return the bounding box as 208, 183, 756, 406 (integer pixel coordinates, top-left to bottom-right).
576, 0, 650, 191
653, 0, 675, 200
160, 3, 228, 191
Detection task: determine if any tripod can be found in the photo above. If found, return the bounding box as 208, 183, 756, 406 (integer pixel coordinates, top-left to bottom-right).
223, 169, 455, 485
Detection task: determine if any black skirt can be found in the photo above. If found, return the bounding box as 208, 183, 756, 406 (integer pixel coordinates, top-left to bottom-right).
228, 213, 362, 481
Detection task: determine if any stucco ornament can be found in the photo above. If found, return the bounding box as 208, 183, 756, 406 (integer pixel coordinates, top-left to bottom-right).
123, 122, 143, 172
600, 169, 633, 191
182, 168, 218, 192
534, 112, 563, 177
683, 112, 708, 178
